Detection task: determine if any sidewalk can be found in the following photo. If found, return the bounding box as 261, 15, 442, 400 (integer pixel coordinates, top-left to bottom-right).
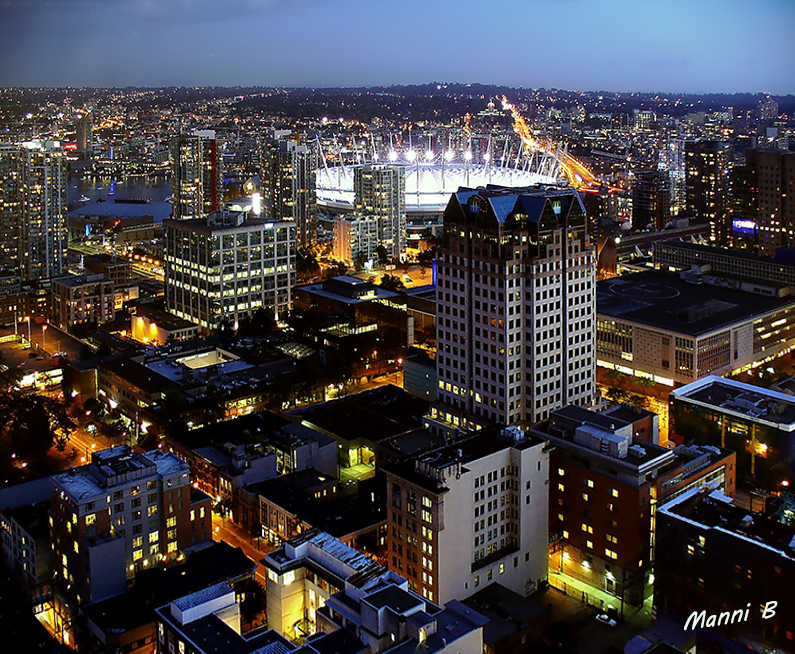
549, 570, 653, 631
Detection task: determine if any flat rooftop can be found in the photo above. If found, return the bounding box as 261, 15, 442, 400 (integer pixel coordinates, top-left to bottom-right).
661, 487, 795, 559
671, 375, 795, 429
293, 385, 429, 444
2, 501, 51, 540
298, 276, 400, 304
85, 542, 255, 634
655, 238, 795, 268
383, 425, 545, 494
246, 471, 382, 540
158, 609, 293, 654
597, 269, 795, 336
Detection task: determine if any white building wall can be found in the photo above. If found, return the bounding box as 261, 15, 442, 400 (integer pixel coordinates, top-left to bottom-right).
436, 440, 549, 604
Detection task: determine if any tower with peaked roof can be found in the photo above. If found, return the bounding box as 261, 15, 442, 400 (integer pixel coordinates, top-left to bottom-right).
430, 185, 596, 430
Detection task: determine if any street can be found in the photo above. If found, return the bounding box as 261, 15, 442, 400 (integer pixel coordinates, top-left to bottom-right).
212, 513, 275, 585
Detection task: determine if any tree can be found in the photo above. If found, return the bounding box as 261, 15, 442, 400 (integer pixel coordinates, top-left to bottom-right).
238, 308, 277, 336
0, 352, 23, 392
379, 274, 405, 291
353, 250, 366, 272
0, 393, 75, 459
159, 390, 191, 438
376, 245, 389, 266
296, 251, 320, 280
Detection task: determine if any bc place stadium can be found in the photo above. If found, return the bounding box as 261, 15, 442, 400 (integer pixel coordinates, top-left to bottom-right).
315, 153, 565, 222
315, 97, 608, 225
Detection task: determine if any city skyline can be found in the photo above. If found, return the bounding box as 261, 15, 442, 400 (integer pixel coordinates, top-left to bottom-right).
0, 0, 793, 94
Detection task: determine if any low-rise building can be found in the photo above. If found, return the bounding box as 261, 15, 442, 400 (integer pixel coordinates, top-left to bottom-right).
84, 542, 257, 654
51, 446, 212, 606
293, 385, 429, 472
382, 425, 550, 604
155, 583, 296, 654
655, 487, 795, 652
168, 412, 337, 532
528, 405, 675, 607
130, 305, 201, 344
597, 270, 795, 385
243, 469, 385, 552
669, 375, 795, 490
263, 529, 488, 653
51, 273, 115, 329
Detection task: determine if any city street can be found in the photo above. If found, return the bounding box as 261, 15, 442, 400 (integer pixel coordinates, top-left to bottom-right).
212, 513, 275, 585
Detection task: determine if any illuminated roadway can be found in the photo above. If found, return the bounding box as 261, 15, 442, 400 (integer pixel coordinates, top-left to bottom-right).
501, 96, 620, 192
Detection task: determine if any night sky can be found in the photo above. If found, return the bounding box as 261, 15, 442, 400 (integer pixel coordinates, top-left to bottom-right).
0, 0, 793, 93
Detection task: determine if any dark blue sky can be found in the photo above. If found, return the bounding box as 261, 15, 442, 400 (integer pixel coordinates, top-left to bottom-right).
0, 0, 792, 93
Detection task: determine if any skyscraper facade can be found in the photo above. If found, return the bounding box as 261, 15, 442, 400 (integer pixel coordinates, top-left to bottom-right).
744, 149, 795, 255
685, 140, 730, 245
433, 186, 596, 429
170, 130, 222, 220
261, 131, 316, 250
757, 93, 779, 123
631, 169, 671, 231
76, 113, 93, 152
354, 164, 406, 260
0, 141, 67, 281
164, 210, 296, 331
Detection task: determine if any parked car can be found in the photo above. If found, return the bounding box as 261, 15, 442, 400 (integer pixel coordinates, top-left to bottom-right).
596, 614, 617, 627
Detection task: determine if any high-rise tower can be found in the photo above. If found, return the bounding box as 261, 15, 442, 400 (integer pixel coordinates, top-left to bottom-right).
432, 185, 596, 430
353, 164, 406, 260
744, 149, 795, 255
0, 141, 67, 281
170, 130, 222, 220
685, 140, 730, 245
261, 131, 316, 249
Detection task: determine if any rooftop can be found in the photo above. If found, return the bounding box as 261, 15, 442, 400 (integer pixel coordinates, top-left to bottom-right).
660, 486, 795, 560
293, 385, 429, 444
1, 501, 51, 541
52, 273, 110, 288
164, 211, 290, 235
85, 541, 256, 634
461, 583, 547, 646
134, 306, 197, 332
172, 582, 231, 615
364, 584, 423, 614
298, 276, 400, 305
670, 375, 795, 429
530, 405, 674, 470
246, 471, 381, 540
158, 609, 293, 654
383, 425, 545, 493
655, 238, 795, 268
597, 269, 795, 336
267, 529, 389, 592
385, 601, 488, 654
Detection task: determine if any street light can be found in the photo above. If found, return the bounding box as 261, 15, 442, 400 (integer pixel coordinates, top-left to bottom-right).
42, 324, 48, 352
23, 316, 31, 344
